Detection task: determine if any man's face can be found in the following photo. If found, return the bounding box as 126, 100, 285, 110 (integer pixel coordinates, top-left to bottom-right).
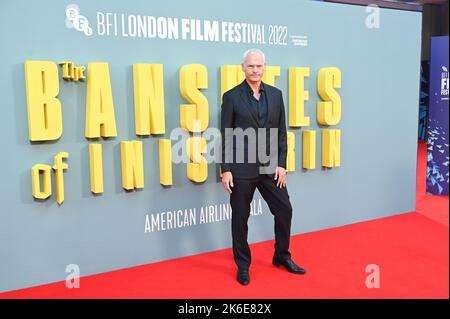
242, 53, 265, 83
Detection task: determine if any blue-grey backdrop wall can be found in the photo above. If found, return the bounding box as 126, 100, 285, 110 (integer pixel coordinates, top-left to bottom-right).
0, 0, 421, 292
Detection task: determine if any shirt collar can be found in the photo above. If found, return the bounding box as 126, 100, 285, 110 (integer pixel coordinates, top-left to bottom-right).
244, 80, 265, 94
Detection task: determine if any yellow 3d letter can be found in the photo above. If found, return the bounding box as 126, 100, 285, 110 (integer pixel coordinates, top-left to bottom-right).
322, 129, 341, 167
120, 141, 144, 190
133, 64, 166, 135
317, 67, 342, 126
24, 61, 62, 141
187, 137, 207, 183
220, 65, 245, 100
286, 132, 295, 172
31, 164, 52, 199
262, 66, 280, 87
53, 152, 69, 204
89, 144, 104, 193
289, 67, 310, 127
159, 139, 173, 186
303, 130, 316, 169
180, 64, 209, 132
85, 62, 118, 138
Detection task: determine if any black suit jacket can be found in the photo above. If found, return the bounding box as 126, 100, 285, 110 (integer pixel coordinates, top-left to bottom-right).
221, 80, 288, 179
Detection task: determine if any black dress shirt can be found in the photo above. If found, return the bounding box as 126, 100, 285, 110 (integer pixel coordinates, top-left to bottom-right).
243, 80, 268, 127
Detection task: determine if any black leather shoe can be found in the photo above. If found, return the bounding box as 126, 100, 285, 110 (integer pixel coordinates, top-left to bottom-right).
272, 257, 306, 274
237, 268, 250, 285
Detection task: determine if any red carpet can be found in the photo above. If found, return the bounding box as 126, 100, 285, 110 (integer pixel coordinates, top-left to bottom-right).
1, 141, 448, 299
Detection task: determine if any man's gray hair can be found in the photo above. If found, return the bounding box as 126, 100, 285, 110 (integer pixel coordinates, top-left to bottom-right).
242, 48, 265, 65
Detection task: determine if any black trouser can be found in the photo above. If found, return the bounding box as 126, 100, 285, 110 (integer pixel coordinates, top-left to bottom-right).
230, 174, 293, 270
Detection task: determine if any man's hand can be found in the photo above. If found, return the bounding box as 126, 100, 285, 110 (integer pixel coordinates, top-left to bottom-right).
274, 167, 287, 188
222, 171, 234, 194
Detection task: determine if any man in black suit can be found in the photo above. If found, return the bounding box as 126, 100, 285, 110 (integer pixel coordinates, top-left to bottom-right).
221, 49, 306, 285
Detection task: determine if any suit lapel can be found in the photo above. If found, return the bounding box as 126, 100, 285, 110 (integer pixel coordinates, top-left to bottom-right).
264, 84, 275, 128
